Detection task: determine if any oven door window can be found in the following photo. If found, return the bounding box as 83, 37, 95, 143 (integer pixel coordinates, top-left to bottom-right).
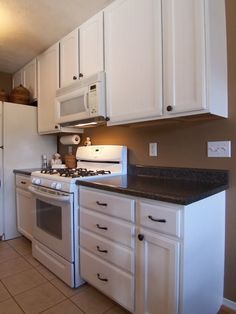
36, 199, 62, 239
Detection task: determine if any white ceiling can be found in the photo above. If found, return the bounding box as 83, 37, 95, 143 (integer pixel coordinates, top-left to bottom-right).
0, 0, 115, 74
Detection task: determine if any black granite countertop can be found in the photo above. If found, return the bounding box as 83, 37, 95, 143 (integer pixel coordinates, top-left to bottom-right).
13, 168, 40, 176
76, 165, 229, 205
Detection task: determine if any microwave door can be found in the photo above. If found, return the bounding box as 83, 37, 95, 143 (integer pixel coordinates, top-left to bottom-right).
56, 86, 89, 124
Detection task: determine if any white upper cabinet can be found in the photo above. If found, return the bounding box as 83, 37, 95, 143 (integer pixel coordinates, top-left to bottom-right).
12, 59, 37, 102
104, 0, 227, 126
60, 28, 79, 88
59, 12, 104, 88
79, 11, 104, 78
162, 0, 206, 115
162, 0, 227, 118
12, 70, 22, 89
105, 0, 163, 126
37, 43, 60, 134
23, 58, 37, 101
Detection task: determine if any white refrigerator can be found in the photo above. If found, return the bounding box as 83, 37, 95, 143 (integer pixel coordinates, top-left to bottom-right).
0, 102, 57, 240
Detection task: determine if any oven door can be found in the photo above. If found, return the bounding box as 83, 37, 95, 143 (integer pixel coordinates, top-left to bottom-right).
29, 185, 74, 262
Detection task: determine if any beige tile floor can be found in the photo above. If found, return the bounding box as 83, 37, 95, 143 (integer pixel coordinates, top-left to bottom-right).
0, 237, 130, 314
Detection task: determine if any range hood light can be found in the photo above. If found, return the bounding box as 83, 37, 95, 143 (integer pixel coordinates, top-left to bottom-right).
75, 122, 98, 127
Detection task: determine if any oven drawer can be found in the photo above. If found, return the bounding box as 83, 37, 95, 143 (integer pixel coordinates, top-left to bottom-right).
137, 200, 182, 237
80, 248, 134, 312
16, 174, 31, 190
80, 228, 134, 274
80, 187, 135, 222
80, 208, 134, 248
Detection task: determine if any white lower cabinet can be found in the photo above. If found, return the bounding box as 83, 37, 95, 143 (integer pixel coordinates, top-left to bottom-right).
79, 187, 225, 314
79, 187, 135, 312
136, 229, 179, 314
15, 174, 33, 241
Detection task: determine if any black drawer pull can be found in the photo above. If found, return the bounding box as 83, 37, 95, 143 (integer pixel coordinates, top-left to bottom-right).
20, 181, 26, 184
96, 224, 108, 230
96, 201, 107, 207
97, 273, 108, 282
96, 246, 108, 253
138, 234, 144, 241
148, 216, 166, 223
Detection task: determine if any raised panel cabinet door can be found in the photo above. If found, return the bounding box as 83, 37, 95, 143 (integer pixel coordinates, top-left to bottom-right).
79, 11, 104, 78
16, 188, 33, 241
136, 229, 180, 314
105, 0, 162, 125
163, 0, 206, 115
37, 43, 60, 133
23, 58, 37, 101
12, 70, 23, 89
60, 28, 79, 87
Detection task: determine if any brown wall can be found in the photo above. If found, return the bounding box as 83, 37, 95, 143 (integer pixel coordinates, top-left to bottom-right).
0, 72, 12, 94
77, 0, 236, 302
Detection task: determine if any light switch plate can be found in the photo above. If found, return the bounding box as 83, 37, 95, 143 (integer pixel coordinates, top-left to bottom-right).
207, 141, 231, 157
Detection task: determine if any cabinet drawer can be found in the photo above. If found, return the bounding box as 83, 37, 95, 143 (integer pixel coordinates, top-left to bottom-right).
80, 208, 134, 248
80, 248, 134, 312
80, 228, 134, 274
80, 188, 135, 222
15, 175, 31, 189
138, 201, 181, 237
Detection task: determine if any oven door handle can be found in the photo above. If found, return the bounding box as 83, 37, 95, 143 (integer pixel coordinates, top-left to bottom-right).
29, 186, 71, 202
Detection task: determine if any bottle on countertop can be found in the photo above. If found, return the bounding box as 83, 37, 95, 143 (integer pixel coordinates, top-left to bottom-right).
42, 154, 48, 169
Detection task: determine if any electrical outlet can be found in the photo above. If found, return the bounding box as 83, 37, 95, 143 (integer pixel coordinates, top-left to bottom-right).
207, 141, 231, 157
149, 143, 158, 157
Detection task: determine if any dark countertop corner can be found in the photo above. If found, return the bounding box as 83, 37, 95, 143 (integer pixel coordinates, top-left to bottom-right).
13, 168, 40, 176
76, 165, 229, 205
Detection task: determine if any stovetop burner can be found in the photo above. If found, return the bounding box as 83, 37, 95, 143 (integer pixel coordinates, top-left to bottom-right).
40, 168, 111, 178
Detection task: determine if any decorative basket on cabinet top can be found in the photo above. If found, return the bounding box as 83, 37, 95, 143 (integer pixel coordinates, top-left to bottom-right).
9, 84, 30, 105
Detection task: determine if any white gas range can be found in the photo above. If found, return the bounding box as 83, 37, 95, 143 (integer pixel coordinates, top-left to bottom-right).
29, 145, 127, 287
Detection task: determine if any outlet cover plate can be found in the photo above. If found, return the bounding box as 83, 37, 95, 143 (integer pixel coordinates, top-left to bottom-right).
149, 143, 158, 157
207, 141, 231, 157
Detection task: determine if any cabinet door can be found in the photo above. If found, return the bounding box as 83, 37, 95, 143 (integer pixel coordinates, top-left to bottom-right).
136, 229, 179, 314
12, 70, 22, 89
80, 11, 104, 78
37, 43, 60, 134
16, 188, 33, 241
105, 0, 162, 125
60, 28, 79, 88
23, 58, 37, 101
163, 0, 206, 115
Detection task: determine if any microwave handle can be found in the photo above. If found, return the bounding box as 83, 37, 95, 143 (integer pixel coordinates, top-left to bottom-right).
84, 92, 89, 111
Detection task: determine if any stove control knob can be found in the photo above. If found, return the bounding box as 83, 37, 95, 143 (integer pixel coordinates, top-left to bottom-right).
51, 182, 57, 189
55, 183, 62, 190
31, 178, 36, 184
35, 179, 41, 185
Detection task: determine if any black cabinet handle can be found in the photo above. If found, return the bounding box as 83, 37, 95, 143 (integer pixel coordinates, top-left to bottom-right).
96, 246, 108, 253
79, 73, 84, 78
20, 181, 26, 184
97, 273, 108, 282
55, 125, 59, 129
0, 146, 3, 149
73, 75, 77, 80
166, 105, 173, 112
96, 224, 108, 230
138, 234, 144, 241
148, 215, 166, 223
96, 201, 107, 207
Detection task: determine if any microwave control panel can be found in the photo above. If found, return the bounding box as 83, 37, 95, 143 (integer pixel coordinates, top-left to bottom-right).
88, 84, 98, 115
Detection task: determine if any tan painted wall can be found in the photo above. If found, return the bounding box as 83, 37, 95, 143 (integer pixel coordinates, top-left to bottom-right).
78, 0, 236, 302
0, 72, 12, 94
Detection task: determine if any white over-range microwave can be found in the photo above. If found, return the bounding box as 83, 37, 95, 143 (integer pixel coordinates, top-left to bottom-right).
55, 71, 107, 127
